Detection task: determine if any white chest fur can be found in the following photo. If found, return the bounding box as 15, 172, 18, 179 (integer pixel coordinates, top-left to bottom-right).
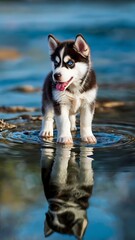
53, 88, 97, 114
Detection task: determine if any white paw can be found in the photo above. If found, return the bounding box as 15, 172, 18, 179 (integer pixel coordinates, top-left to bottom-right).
57, 136, 73, 145
39, 129, 53, 138
71, 126, 77, 132
81, 134, 97, 144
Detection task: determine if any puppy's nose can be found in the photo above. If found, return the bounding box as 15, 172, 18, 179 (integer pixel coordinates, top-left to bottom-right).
54, 73, 61, 81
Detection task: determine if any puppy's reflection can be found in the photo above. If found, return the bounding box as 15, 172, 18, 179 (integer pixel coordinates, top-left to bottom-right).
41, 145, 94, 240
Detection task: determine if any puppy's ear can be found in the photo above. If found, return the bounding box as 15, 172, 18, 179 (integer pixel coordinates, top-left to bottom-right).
44, 219, 54, 237
72, 218, 88, 239
74, 34, 89, 57
48, 34, 60, 54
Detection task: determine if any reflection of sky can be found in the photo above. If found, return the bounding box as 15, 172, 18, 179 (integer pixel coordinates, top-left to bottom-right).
2, 148, 134, 240
1, 170, 134, 240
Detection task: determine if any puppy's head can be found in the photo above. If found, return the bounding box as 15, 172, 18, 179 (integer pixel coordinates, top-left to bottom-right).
48, 34, 91, 91
44, 203, 88, 239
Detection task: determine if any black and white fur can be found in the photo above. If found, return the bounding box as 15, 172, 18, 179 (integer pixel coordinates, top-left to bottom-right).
41, 145, 94, 239
39, 34, 98, 144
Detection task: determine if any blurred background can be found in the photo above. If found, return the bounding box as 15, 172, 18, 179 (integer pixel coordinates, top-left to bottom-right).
0, 0, 135, 119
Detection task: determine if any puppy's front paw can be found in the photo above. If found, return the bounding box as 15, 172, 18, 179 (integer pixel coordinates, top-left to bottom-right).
82, 134, 97, 144
57, 136, 73, 145
39, 129, 53, 138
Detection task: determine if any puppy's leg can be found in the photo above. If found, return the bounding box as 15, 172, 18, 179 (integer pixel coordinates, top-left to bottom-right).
39, 104, 54, 138
80, 102, 96, 144
69, 114, 77, 131
79, 147, 94, 185
55, 105, 73, 144
51, 145, 71, 184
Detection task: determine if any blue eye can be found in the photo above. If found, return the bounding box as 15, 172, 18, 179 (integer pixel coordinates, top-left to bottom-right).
67, 60, 74, 67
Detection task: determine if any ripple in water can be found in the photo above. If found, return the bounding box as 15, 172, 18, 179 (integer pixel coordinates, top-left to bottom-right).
0, 123, 135, 149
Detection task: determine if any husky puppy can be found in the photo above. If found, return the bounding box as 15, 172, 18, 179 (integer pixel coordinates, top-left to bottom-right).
39, 34, 97, 144
41, 145, 94, 239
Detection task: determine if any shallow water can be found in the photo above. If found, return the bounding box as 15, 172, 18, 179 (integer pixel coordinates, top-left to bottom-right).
0, 119, 135, 240
0, 2, 135, 240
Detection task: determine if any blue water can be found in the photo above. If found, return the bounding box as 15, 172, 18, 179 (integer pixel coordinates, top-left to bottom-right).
0, 2, 135, 240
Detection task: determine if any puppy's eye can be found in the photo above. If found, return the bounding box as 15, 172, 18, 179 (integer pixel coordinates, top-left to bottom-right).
67, 60, 75, 68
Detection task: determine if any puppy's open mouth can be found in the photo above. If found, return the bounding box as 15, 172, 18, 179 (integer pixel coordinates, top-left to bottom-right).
55, 77, 73, 91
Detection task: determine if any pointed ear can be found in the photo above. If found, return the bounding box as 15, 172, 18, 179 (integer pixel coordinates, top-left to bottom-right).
48, 34, 59, 54
44, 219, 54, 237
72, 218, 88, 239
74, 34, 89, 57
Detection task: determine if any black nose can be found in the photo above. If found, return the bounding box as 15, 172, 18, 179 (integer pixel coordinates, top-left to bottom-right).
54, 73, 61, 81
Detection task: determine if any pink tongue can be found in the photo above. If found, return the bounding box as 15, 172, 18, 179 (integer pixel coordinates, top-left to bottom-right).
56, 82, 68, 91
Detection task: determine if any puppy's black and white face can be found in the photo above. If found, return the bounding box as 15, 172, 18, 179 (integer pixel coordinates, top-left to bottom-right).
48, 34, 91, 91
45, 205, 88, 239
